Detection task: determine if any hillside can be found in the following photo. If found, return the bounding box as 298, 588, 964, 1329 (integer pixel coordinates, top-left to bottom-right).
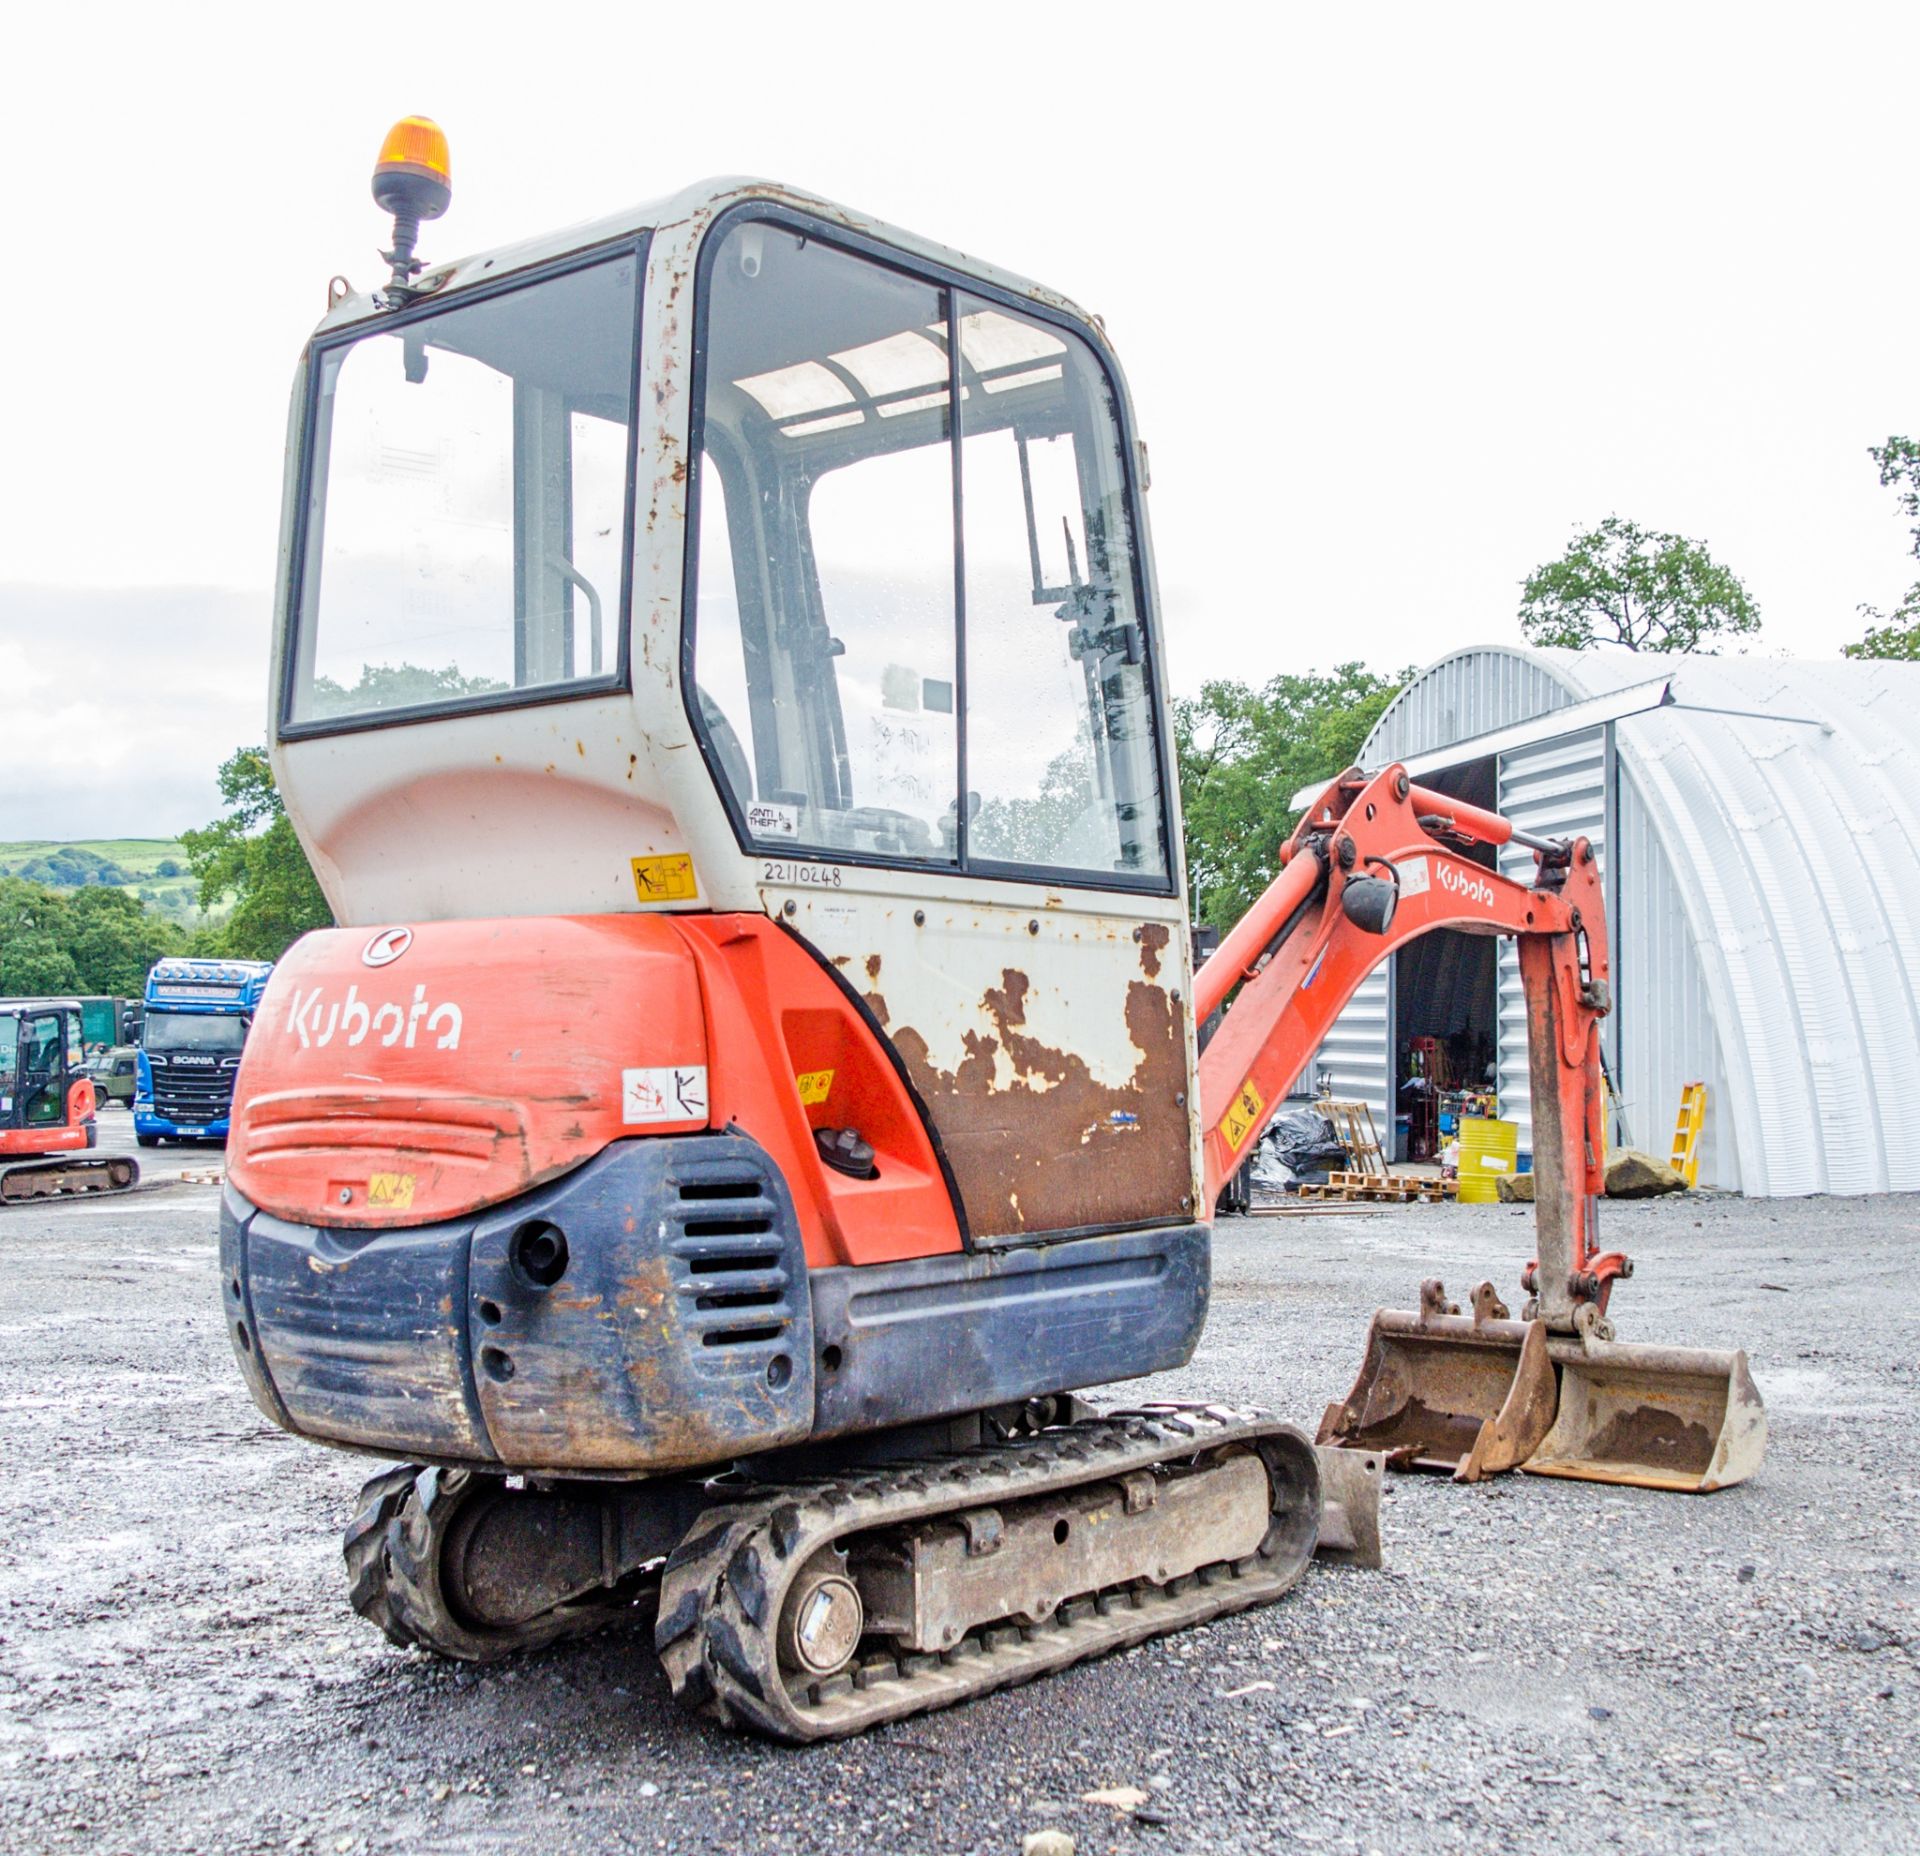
0, 839, 206, 922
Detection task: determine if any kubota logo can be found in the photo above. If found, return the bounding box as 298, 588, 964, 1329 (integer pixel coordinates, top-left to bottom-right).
284, 984, 462, 1051
362, 926, 414, 968
1437, 862, 1497, 909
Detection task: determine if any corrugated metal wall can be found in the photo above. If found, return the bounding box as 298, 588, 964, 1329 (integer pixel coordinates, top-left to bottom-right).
1365, 648, 1573, 762
1494, 727, 1608, 1158
1315, 964, 1392, 1138
1610, 778, 1735, 1187
1592, 658, 1920, 1195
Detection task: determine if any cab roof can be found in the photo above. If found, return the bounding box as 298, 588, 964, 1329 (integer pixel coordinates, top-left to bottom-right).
312, 176, 1099, 345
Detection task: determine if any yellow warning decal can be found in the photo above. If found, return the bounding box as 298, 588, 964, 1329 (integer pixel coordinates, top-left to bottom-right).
631, 853, 698, 903
1219, 1078, 1265, 1154
796, 1068, 835, 1106
367, 1173, 416, 1212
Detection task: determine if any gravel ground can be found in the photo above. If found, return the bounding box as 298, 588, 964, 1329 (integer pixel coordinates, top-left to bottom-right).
3, 1125, 1915, 1855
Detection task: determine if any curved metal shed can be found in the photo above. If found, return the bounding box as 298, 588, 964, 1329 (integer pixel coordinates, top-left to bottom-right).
1328, 644, 1920, 1196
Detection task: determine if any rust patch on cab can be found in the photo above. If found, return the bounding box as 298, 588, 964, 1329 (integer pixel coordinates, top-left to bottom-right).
891, 966, 1188, 1241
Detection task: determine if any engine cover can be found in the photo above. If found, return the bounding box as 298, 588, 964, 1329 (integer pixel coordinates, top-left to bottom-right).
227, 915, 709, 1230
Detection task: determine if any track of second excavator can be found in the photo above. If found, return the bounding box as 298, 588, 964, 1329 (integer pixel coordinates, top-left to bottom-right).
0, 1154, 140, 1203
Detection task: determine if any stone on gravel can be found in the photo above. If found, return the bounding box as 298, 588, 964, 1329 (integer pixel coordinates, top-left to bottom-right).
1022, 1833, 1076, 1856
1496, 1173, 1535, 1203
1082, 1786, 1149, 1810
1604, 1149, 1687, 1196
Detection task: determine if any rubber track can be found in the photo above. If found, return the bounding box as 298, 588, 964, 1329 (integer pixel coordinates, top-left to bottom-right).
654, 1403, 1321, 1742
343, 1466, 656, 1662
0, 1157, 139, 1204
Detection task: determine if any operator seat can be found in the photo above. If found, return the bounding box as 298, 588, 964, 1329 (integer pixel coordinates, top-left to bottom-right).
697, 688, 753, 807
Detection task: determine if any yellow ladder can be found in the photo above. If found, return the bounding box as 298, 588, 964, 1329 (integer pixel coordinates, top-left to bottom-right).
1669, 1082, 1706, 1187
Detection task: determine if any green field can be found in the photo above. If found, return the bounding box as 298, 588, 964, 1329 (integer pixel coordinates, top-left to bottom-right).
0, 840, 206, 921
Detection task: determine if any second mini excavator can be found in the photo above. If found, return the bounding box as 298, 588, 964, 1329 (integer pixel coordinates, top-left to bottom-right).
1, 999, 137, 1202
218, 125, 1763, 1741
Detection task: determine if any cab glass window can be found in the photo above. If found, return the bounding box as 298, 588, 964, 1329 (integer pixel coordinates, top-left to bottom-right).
289, 252, 640, 728
693, 235, 957, 862
959, 299, 1165, 877
689, 218, 1166, 885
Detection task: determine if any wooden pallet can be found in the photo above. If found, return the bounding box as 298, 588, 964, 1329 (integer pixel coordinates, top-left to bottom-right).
1314, 1099, 1388, 1178
1297, 1170, 1456, 1204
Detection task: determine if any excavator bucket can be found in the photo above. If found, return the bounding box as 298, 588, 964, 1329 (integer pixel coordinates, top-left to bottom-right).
1526, 1338, 1767, 1493
1320, 1280, 1768, 1493
1316, 1281, 1558, 1482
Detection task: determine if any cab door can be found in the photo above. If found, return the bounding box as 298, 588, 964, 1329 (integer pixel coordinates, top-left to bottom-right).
686, 214, 1196, 1243
19, 1013, 69, 1129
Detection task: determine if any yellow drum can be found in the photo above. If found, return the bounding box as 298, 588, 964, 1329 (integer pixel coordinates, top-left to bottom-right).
1456, 1117, 1518, 1204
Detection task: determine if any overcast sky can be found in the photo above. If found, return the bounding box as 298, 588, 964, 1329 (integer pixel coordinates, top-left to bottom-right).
4, 4, 1916, 839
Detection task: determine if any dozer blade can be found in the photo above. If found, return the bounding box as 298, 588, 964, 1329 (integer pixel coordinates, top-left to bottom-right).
1526, 1339, 1767, 1493
1316, 1280, 1557, 1482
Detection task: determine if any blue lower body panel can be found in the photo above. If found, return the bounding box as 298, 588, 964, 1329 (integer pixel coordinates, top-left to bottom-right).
807, 1226, 1210, 1439
221, 1131, 1213, 1478
224, 1134, 817, 1474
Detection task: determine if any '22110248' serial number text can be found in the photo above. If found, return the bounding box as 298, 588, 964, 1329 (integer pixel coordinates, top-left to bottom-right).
760, 861, 844, 889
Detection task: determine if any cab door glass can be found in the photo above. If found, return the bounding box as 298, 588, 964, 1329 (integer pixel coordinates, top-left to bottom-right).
806, 439, 957, 858
958, 301, 1167, 879
688, 220, 1166, 884
692, 227, 957, 862
690, 455, 757, 804
21, 1014, 64, 1125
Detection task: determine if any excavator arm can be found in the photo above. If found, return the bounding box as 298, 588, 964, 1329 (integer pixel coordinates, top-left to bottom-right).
1195, 764, 1765, 1492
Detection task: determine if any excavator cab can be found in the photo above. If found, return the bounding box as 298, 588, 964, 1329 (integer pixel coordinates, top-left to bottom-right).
271, 182, 1191, 1251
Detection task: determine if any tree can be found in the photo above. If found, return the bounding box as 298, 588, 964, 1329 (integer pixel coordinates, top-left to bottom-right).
1518, 516, 1760, 654
63, 886, 182, 996
0, 877, 82, 996
180, 748, 333, 961
1844, 437, 1920, 661
1175, 664, 1407, 934
309, 661, 506, 718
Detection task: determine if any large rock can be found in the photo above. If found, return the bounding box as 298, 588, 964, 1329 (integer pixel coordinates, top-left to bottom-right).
1496, 1172, 1535, 1203
1605, 1149, 1687, 1198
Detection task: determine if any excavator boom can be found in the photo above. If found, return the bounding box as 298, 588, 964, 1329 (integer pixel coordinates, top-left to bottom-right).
1195, 765, 1765, 1492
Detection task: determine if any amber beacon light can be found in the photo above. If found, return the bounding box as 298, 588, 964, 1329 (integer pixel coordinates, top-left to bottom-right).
372, 116, 452, 307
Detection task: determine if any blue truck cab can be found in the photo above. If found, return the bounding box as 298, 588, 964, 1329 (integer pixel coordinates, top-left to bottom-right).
135, 958, 275, 1146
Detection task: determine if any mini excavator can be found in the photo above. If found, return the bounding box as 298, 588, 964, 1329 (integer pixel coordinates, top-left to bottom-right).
220, 123, 1764, 1741
0, 1000, 138, 1201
